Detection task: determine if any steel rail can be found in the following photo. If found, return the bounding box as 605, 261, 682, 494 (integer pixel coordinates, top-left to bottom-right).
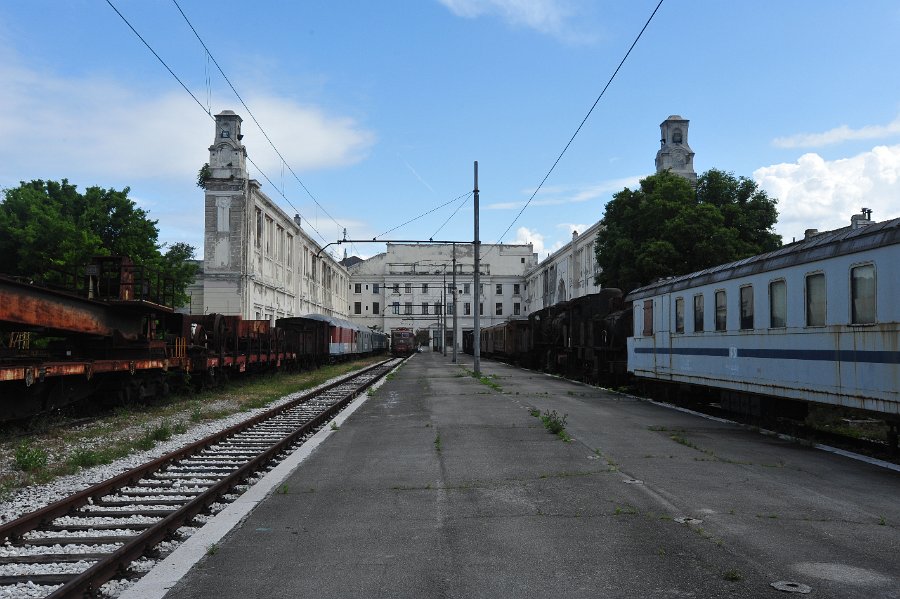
0, 358, 398, 597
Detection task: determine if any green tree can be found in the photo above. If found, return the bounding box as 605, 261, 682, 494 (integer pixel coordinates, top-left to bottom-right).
594, 169, 781, 294
0, 179, 198, 305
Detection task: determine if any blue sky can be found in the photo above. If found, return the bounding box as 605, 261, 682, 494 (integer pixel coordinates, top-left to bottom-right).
2, 0, 900, 261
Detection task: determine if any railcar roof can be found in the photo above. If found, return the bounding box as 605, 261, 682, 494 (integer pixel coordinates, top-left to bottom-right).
626, 216, 900, 300
301, 313, 367, 332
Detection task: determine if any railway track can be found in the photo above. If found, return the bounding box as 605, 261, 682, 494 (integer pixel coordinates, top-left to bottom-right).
0, 358, 401, 598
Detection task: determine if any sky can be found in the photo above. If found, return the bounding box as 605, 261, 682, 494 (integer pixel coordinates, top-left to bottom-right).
2, 0, 900, 262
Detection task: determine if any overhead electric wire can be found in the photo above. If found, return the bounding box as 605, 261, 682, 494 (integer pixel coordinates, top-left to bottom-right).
430, 192, 472, 241
376, 191, 472, 240
485, 0, 665, 258
104, 0, 337, 248
171, 0, 356, 254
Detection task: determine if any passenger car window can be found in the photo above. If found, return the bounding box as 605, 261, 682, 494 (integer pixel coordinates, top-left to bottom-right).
769, 280, 786, 328
642, 300, 653, 336
739, 286, 754, 330
715, 290, 727, 331
850, 264, 876, 324
693, 294, 704, 332
675, 297, 684, 333
806, 273, 826, 326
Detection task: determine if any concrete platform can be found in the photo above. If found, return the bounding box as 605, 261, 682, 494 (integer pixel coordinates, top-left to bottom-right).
162, 351, 899, 598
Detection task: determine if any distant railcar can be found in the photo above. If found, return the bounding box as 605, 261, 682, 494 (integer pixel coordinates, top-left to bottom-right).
390, 328, 415, 357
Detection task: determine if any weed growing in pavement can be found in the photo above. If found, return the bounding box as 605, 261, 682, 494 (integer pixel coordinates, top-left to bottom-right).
461, 368, 503, 391
434, 433, 442, 452
723, 569, 743, 582
207, 543, 220, 556
879, 516, 887, 525
539, 410, 570, 441
278, 484, 289, 494
14, 443, 48, 472
614, 505, 637, 516
529, 408, 541, 417
330, 421, 340, 431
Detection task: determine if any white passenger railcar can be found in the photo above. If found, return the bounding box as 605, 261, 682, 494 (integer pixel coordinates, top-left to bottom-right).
627, 213, 899, 419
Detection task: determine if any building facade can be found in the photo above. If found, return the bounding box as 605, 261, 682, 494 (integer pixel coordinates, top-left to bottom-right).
347, 243, 537, 350
185, 111, 349, 321
523, 223, 604, 313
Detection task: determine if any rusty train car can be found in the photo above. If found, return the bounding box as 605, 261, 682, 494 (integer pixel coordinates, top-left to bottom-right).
475, 288, 629, 386
0, 257, 382, 421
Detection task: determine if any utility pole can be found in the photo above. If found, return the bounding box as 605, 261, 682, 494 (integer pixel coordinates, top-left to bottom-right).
452, 243, 457, 363
473, 161, 481, 376
442, 267, 447, 357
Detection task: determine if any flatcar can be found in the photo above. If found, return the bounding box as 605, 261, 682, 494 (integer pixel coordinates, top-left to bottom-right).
0, 256, 384, 421
627, 213, 900, 425
390, 327, 415, 357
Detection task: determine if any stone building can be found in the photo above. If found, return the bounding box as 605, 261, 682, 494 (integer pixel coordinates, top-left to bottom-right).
655, 114, 697, 184
185, 111, 348, 321
347, 243, 537, 350
523, 223, 603, 313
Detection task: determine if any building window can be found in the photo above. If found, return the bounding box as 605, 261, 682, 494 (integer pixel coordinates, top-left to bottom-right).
496, 284, 502, 295
464, 302, 471, 315
513, 283, 520, 295
392, 302, 400, 315
740, 286, 754, 330
495, 302, 503, 315
850, 264, 876, 324
447, 303, 454, 315
373, 302, 380, 315
480, 284, 484, 294
464, 283, 470, 294
693, 294, 704, 332
354, 283, 362, 294
405, 283, 411, 293
634, 305, 641, 336
642, 300, 654, 336
806, 273, 826, 326
422, 283, 428, 293
404, 302, 412, 315
435, 302, 442, 315
255, 209, 263, 248
422, 302, 429, 315
513, 303, 520, 316
715, 290, 727, 331
354, 302, 362, 315
479, 302, 483, 316
392, 283, 400, 293
769, 280, 786, 328
675, 297, 684, 333
373, 283, 380, 294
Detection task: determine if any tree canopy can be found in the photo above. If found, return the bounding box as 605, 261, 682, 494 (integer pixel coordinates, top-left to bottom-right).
594, 169, 781, 294
0, 179, 198, 306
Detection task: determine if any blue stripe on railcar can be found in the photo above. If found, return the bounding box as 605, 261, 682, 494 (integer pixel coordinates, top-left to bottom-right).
634, 347, 900, 364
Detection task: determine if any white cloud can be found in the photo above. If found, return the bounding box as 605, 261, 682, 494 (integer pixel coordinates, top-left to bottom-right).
772, 115, 900, 149
754, 145, 900, 241
557, 222, 588, 236
0, 52, 375, 184
511, 225, 563, 257
437, 0, 594, 42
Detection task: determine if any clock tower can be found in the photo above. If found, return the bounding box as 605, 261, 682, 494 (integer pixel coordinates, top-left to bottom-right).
655, 115, 696, 184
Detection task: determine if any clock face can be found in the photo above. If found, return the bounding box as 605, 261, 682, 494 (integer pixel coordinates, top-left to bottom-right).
672, 148, 687, 167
